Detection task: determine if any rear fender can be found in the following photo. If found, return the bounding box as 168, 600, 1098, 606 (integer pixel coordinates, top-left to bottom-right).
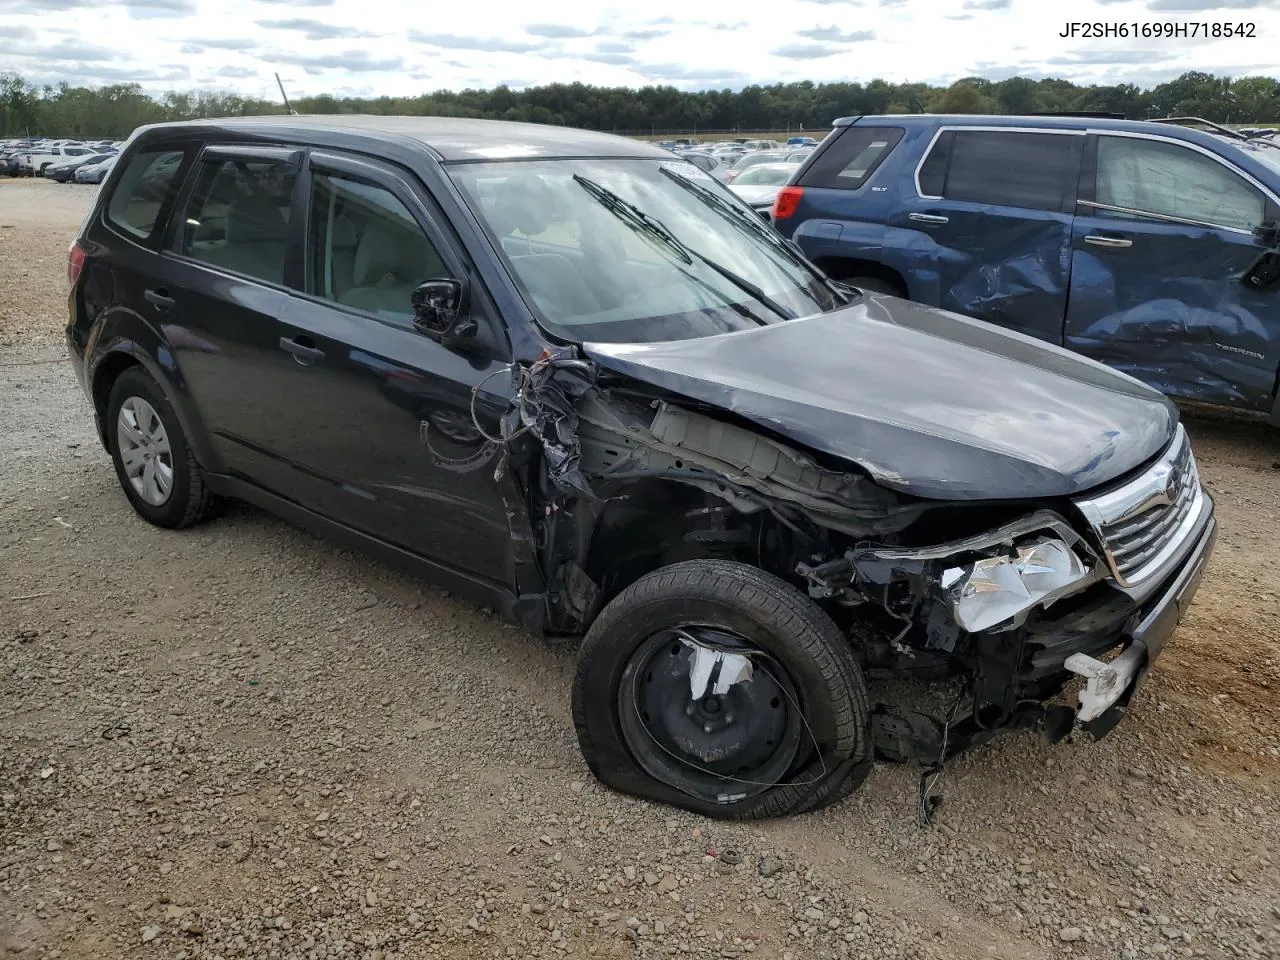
86, 307, 220, 471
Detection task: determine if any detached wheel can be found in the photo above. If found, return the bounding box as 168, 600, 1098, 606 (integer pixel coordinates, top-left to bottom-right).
572, 560, 871, 819
106, 367, 217, 529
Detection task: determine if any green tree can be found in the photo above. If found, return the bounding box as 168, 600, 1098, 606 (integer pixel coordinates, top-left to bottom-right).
1231, 76, 1280, 123
1, 70, 1274, 140
930, 80, 995, 114
995, 77, 1043, 115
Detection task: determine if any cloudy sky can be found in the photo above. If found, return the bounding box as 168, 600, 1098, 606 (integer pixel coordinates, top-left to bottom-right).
1, 0, 1277, 97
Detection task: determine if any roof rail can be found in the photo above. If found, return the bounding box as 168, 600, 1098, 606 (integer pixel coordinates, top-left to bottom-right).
1149, 116, 1248, 141
1028, 111, 1127, 119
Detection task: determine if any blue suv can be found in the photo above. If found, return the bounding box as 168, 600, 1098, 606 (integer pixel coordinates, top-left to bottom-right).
773, 115, 1280, 417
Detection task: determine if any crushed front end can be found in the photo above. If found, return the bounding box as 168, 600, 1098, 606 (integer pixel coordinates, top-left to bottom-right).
798, 423, 1215, 757
512, 352, 1214, 780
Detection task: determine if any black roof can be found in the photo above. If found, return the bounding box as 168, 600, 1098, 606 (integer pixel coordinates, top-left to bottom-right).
138, 115, 668, 162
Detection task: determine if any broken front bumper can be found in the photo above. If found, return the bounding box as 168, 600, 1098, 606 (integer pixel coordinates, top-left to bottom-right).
943, 507, 1218, 759
1053, 513, 1217, 740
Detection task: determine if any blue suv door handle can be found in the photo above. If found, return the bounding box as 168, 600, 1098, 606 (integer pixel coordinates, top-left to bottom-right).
1085, 235, 1133, 249
909, 213, 950, 225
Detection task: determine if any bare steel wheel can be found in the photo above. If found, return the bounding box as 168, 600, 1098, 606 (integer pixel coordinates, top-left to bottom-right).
573, 559, 872, 819
106, 367, 218, 529
116, 396, 174, 506
618, 627, 805, 805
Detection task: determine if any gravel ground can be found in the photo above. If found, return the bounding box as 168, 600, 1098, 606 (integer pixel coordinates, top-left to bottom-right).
2, 178, 1279, 960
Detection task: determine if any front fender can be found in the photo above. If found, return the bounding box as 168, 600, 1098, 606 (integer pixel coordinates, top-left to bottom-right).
86, 307, 222, 472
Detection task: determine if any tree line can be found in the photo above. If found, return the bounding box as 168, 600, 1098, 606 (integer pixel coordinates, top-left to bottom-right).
2, 70, 1277, 140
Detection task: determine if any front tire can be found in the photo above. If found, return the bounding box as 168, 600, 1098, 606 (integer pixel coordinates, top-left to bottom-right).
106, 368, 217, 529
572, 560, 872, 819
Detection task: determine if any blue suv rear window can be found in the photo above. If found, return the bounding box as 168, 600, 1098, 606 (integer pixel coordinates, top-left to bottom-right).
798, 126, 904, 190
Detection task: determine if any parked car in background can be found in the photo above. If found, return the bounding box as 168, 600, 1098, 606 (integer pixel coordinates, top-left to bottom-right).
75, 154, 118, 183
67, 116, 1215, 820
721, 149, 791, 183
48, 151, 117, 182
786, 136, 818, 147
1, 142, 37, 175
728, 161, 801, 216
775, 114, 1280, 418
676, 151, 721, 175
21, 142, 93, 176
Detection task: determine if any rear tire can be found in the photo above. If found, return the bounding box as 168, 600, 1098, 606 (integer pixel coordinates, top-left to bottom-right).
572, 560, 872, 819
106, 368, 218, 529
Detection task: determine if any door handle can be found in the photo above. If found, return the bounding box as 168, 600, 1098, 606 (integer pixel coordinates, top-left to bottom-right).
144, 288, 174, 310
1084, 235, 1133, 249
278, 336, 325, 366
909, 213, 950, 225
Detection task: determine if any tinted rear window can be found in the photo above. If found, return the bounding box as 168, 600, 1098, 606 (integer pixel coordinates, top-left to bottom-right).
929, 130, 1076, 212
798, 126, 904, 190
105, 148, 189, 242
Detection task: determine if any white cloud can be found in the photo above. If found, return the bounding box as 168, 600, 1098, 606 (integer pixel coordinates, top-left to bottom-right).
0, 0, 1274, 98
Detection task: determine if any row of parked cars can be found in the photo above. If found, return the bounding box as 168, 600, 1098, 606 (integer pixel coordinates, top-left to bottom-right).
1, 137, 123, 183
654, 137, 822, 216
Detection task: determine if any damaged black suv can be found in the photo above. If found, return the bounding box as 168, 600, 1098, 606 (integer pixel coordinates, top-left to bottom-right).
68, 117, 1217, 818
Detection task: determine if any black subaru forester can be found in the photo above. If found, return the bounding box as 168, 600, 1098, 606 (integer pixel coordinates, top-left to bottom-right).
67, 116, 1216, 818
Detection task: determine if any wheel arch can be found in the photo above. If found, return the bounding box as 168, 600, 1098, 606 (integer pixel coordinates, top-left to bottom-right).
811, 256, 909, 298
88, 334, 219, 471
566, 476, 805, 632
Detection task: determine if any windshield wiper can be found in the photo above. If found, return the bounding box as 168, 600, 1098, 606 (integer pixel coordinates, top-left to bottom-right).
657, 165, 853, 305
572, 174, 795, 321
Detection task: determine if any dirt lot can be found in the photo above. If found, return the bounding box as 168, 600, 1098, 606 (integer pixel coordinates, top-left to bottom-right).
2, 177, 1279, 960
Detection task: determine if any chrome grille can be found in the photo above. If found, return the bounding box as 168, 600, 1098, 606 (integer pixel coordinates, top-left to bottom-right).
1074, 424, 1207, 587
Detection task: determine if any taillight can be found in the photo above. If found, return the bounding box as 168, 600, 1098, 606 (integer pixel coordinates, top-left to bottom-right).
773, 185, 804, 220
725, 170, 738, 182
67, 239, 87, 289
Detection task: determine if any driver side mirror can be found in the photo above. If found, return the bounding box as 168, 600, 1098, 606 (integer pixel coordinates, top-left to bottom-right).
411, 278, 476, 345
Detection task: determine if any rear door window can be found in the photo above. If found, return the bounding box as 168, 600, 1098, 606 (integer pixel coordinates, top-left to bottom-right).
104, 148, 189, 242
177, 154, 298, 285
798, 126, 904, 189
940, 130, 1077, 212
1094, 135, 1266, 231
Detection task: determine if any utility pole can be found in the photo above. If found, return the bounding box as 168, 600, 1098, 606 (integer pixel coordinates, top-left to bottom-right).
275, 73, 297, 115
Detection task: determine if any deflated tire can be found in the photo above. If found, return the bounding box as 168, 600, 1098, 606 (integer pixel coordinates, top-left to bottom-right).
572, 559, 872, 819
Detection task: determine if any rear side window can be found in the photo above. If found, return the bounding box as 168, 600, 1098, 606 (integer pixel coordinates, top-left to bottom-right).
798, 126, 904, 189
931, 130, 1076, 212
104, 148, 187, 241
178, 157, 298, 285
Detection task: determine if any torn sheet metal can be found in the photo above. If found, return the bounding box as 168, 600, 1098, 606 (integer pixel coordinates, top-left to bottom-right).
583, 300, 1174, 501
575, 393, 921, 536
512, 352, 598, 498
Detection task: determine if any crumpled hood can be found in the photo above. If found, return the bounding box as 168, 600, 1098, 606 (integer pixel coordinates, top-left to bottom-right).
583, 294, 1177, 501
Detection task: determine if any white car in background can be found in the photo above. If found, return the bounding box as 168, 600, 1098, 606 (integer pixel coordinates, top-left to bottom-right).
21, 142, 92, 177
728, 161, 802, 218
